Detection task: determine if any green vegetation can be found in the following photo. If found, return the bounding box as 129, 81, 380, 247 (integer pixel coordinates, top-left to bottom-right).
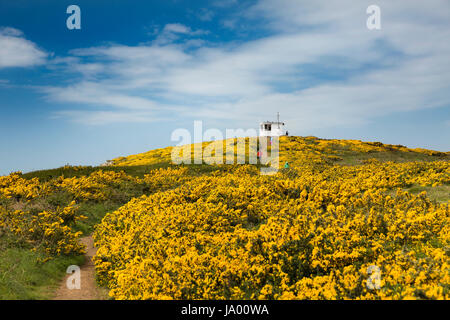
405, 184, 450, 203
22, 163, 173, 181
0, 245, 83, 299
1, 164, 236, 299
21, 163, 237, 181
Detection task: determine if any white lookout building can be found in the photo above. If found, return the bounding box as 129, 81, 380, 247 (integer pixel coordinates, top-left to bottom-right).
259, 113, 288, 137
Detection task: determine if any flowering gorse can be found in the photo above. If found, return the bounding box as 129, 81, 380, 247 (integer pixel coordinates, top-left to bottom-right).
93, 152, 449, 300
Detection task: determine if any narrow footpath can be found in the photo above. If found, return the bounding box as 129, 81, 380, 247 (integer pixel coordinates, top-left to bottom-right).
53, 236, 107, 300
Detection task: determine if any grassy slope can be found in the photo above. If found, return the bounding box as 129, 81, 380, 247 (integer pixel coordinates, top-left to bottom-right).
0, 235, 84, 299
405, 184, 450, 203
2, 136, 448, 299
109, 136, 449, 166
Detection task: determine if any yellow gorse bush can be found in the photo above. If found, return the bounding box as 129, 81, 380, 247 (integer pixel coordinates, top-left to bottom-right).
0, 201, 86, 255
54, 170, 140, 201
0, 167, 192, 258
0, 172, 50, 200
94, 158, 449, 300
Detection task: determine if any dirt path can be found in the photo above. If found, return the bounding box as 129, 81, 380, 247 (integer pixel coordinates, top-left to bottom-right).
53, 236, 108, 300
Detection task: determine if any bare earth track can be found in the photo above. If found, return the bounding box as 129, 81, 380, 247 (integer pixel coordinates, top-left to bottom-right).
53, 236, 107, 300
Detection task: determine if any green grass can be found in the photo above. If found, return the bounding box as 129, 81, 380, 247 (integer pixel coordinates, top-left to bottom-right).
0, 198, 124, 299
75, 202, 123, 234
21, 163, 174, 181
0, 247, 84, 300
282, 136, 449, 166
405, 184, 450, 203
332, 150, 448, 166
21, 163, 242, 181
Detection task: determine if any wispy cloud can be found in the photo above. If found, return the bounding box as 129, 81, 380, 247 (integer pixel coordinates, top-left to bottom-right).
40, 0, 450, 130
152, 23, 208, 45
0, 27, 47, 68
42, 82, 160, 110
52, 110, 165, 125
197, 9, 215, 22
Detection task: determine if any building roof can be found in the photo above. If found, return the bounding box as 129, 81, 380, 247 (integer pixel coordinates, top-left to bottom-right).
260, 121, 285, 125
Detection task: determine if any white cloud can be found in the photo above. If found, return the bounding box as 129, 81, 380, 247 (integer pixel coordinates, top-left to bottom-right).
42, 81, 163, 110
52, 110, 163, 125
0, 27, 47, 68
197, 9, 215, 22
0, 27, 23, 37
212, 0, 238, 8
163, 23, 191, 34
43, 1, 450, 131
151, 23, 208, 45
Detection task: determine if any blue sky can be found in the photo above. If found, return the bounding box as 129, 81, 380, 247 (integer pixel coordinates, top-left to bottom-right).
0, 0, 449, 174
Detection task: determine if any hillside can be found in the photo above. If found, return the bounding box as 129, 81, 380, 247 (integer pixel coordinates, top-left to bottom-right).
110, 136, 449, 167
1, 136, 449, 299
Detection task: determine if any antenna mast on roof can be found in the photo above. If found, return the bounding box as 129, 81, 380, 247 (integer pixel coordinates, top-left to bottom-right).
277, 112, 280, 128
